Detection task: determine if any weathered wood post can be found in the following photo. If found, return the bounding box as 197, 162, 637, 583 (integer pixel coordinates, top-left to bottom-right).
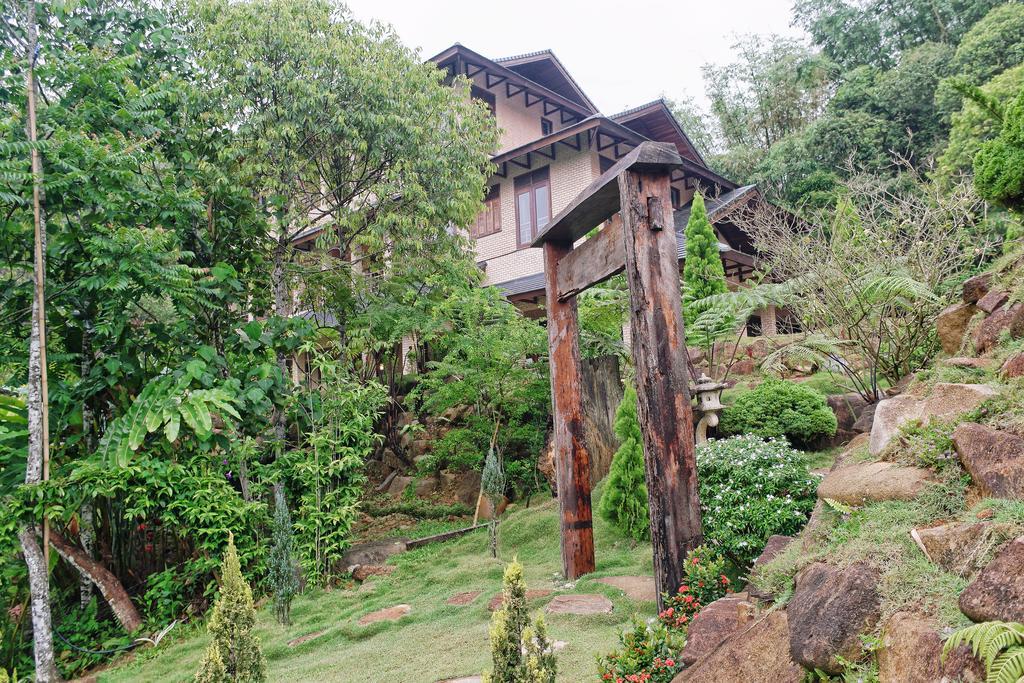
618, 168, 703, 609
542, 241, 596, 579
533, 142, 702, 595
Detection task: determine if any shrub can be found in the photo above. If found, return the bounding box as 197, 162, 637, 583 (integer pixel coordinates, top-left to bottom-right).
596, 620, 683, 683
719, 378, 837, 447
683, 192, 728, 325
598, 386, 650, 541
697, 435, 818, 566
268, 490, 299, 626
483, 558, 557, 682
194, 535, 266, 683
657, 545, 731, 631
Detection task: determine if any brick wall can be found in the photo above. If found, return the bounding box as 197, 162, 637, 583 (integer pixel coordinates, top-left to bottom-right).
470, 73, 571, 153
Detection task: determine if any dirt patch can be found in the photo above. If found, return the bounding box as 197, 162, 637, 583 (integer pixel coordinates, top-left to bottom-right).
446, 590, 483, 606
287, 630, 327, 647
595, 576, 656, 602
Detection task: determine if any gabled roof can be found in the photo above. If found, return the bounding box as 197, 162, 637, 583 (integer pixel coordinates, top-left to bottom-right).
612, 98, 706, 167
494, 50, 598, 112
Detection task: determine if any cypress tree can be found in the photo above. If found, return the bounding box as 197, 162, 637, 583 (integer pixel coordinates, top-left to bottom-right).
194, 534, 266, 683
682, 192, 728, 324
483, 558, 557, 683
598, 386, 650, 541
268, 489, 299, 626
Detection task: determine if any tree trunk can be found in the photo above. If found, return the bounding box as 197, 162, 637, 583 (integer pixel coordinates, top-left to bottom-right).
48, 530, 143, 633
79, 323, 95, 607
23, 0, 59, 677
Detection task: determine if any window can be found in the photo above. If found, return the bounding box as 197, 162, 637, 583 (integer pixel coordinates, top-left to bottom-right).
671, 187, 681, 209
470, 84, 496, 116
471, 185, 501, 238
541, 117, 553, 135
514, 167, 551, 247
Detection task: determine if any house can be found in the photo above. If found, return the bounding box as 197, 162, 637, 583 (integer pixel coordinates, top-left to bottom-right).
427, 44, 786, 335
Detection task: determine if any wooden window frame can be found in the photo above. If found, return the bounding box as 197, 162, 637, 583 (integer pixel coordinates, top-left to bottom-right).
671, 187, 681, 209
514, 167, 552, 248
470, 184, 502, 238
541, 117, 553, 135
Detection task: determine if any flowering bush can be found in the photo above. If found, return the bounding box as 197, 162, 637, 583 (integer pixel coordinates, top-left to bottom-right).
657, 545, 730, 630
697, 435, 817, 566
596, 620, 684, 683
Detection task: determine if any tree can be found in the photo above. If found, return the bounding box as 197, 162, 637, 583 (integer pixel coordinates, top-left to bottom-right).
682, 193, 727, 324
483, 559, 556, 683
598, 386, 649, 542
267, 490, 298, 626
971, 87, 1024, 213
195, 535, 266, 683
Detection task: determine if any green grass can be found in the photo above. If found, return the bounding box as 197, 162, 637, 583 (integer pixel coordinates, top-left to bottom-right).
100, 495, 655, 683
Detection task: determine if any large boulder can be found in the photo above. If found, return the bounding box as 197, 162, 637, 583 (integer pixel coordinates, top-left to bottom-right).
1001, 352, 1024, 379
959, 536, 1024, 623
827, 393, 870, 432
817, 460, 932, 505
952, 423, 1024, 499
868, 383, 998, 455
977, 289, 1009, 314
787, 562, 882, 674
962, 273, 992, 304
973, 303, 1024, 354
680, 594, 756, 665
877, 612, 984, 683
913, 521, 1011, 575
936, 303, 977, 355
672, 611, 803, 683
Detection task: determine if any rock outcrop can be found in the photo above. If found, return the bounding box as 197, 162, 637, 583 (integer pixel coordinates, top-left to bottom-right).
672, 611, 803, 683
913, 521, 1009, 576
959, 536, 1024, 623
936, 303, 977, 355
868, 383, 997, 455
679, 594, 756, 665
817, 460, 932, 504
877, 612, 984, 683
952, 423, 1024, 500
974, 303, 1024, 354
787, 562, 882, 674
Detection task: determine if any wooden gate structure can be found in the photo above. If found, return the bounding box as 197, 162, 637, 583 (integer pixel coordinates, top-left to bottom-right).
531, 141, 703, 609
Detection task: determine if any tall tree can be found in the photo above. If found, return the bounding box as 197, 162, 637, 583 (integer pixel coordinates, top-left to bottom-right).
682, 193, 727, 324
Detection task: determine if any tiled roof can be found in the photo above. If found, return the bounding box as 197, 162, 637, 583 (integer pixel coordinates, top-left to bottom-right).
494, 49, 553, 63
610, 98, 669, 120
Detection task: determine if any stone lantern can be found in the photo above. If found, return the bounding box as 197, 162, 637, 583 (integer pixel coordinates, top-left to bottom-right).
693, 374, 727, 444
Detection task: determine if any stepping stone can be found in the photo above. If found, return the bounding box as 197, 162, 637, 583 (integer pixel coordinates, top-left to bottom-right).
595, 576, 657, 602
287, 630, 326, 647
487, 589, 552, 611
357, 603, 411, 626
545, 594, 613, 615
437, 677, 482, 683
446, 590, 483, 606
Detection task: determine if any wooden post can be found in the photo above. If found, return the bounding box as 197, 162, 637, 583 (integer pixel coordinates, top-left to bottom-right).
618, 169, 703, 610
542, 240, 596, 580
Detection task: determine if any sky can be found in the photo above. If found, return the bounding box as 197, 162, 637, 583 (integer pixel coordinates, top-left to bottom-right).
342, 0, 806, 114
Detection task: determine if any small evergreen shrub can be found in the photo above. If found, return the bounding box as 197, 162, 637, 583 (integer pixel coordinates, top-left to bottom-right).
719, 378, 837, 447
194, 535, 266, 683
483, 558, 557, 682
596, 620, 683, 683
683, 192, 728, 325
268, 490, 299, 626
657, 545, 731, 631
697, 435, 818, 566
598, 386, 650, 541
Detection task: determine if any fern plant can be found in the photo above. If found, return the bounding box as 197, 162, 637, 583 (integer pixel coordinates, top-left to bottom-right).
943, 621, 1024, 683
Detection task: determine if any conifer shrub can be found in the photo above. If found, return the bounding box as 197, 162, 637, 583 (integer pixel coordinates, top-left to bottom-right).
194, 535, 266, 683
719, 378, 837, 448
268, 490, 299, 626
683, 192, 728, 324
483, 558, 557, 683
598, 386, 650, 541
697, 435, 818, 566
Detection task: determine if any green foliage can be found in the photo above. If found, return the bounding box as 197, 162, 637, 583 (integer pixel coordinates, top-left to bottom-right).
720, 379, 837, 447
972, 86, 1024, 213
598, 387, 650, 541
268, 492, 299, 626
657, 546, 731, 630
596, 620, 683, 683
697, 435, 819, 565
884, 418, 958, 470
943, 621, 1024, 681
197, 536, 266, 683
949, 3, 1024, 88
683, 192, 728, 324
484, 558, 556, 683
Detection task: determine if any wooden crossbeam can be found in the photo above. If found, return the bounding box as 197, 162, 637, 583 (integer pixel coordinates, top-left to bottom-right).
524, 91, 543, 107
555, 216, 624, 301
486, 73, 507, 89
544, 101, 560, 116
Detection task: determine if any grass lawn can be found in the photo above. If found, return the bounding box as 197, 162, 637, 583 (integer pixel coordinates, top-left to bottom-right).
100, 492, 655, 682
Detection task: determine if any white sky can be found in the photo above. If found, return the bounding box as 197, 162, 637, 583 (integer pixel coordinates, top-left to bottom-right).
343, 0, 806, 113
